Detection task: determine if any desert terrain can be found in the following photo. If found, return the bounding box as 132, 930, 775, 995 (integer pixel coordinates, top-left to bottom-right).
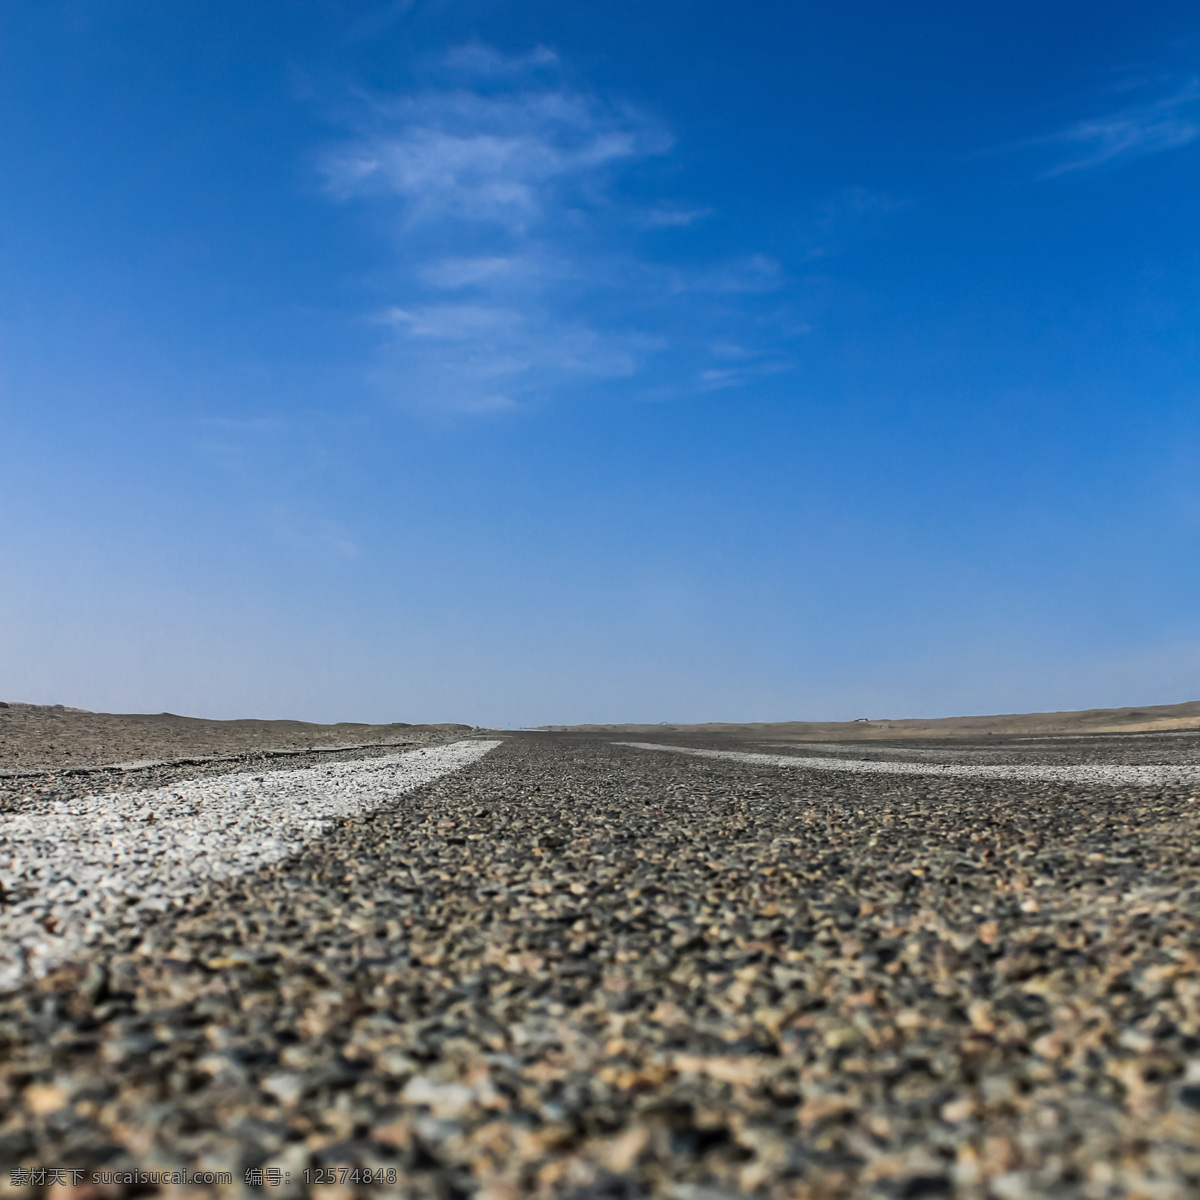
0, 703, 1197, 1197
542, 697, 1200, 740
0, 702, 474, 775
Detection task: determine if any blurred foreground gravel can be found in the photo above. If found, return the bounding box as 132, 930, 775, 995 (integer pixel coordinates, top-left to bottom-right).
0, 743, 500, 989
1, 733, 1199, 1199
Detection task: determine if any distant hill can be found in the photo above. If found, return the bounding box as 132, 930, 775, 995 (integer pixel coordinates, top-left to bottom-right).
0, 706, 476, 773
0, 701, 92, 713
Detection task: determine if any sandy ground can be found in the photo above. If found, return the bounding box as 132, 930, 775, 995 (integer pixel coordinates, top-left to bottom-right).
0, 704, 476, 775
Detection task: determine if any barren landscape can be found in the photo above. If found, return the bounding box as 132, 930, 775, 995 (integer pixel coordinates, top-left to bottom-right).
7, 0, 1194, 1196
0, 703, 474, 776
541, 698, 1200, 741
0, 703, 1198, 1198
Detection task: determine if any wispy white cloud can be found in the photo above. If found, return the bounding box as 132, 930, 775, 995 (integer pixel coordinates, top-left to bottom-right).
380, 303, 526, 340
417, 255, 536, 289
696, 360, 793, 393
321, 45, 802, 412
1023, 77, 1200, 176
323, 76, 669, 231
442, 42, 560, 79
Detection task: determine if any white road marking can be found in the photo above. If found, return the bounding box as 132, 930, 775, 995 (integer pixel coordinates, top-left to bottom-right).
615, 741, 1200, 789
758, 741, 1003, 759
0, 740, 501, 988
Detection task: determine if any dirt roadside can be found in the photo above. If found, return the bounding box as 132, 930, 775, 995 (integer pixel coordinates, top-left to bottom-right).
0, 704, 478, 775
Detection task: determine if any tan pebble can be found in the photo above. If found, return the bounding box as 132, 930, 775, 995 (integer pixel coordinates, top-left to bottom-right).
967, 1000, 995, 1034
477, 1184, 520, 1200
465, 1120, 515, 1160
24, 1083, 69, 1115
844, 989, 877, 1008
798, 1094, 858, 1124
673, 1054, 760, 1085
983, 1135, 1016, 1174
650, 1000, 689, 1026
310, 1187, 354, 1200
600, 1125, 650, 1172
865, 1113, 892, 1139
754, 1006, 791, 1036
738, 1160, 776, 1191
371, 1121, 411, 1148
279, 1044, 316, 1068
1031, 1031, 1068, 1059
520, 1124, 574, 1154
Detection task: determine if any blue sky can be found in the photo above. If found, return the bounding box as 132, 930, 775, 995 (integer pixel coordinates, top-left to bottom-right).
1, 1, 1198, 726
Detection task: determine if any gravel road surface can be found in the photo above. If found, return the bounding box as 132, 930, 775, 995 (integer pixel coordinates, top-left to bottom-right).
1, 732, 1198, 1199
0, 742, 501, 990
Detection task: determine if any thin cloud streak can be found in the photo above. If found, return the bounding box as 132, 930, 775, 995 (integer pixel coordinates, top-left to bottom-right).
322, 86, 670, 231
1025, 78, 1200, 176
322, 45, 801, 412
442, 42, 560, 78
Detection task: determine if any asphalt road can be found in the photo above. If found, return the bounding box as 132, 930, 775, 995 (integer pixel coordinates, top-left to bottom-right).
1, 732, 1198, 1199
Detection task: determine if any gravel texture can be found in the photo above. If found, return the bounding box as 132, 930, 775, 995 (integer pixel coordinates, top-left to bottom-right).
0, 742, 501, 991
754, 735, 1200, 766
0, 733, 1198, 1199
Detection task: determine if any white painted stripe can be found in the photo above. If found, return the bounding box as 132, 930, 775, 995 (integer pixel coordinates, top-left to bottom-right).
0, 740, 501, 988
615, 741, 1200, 789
